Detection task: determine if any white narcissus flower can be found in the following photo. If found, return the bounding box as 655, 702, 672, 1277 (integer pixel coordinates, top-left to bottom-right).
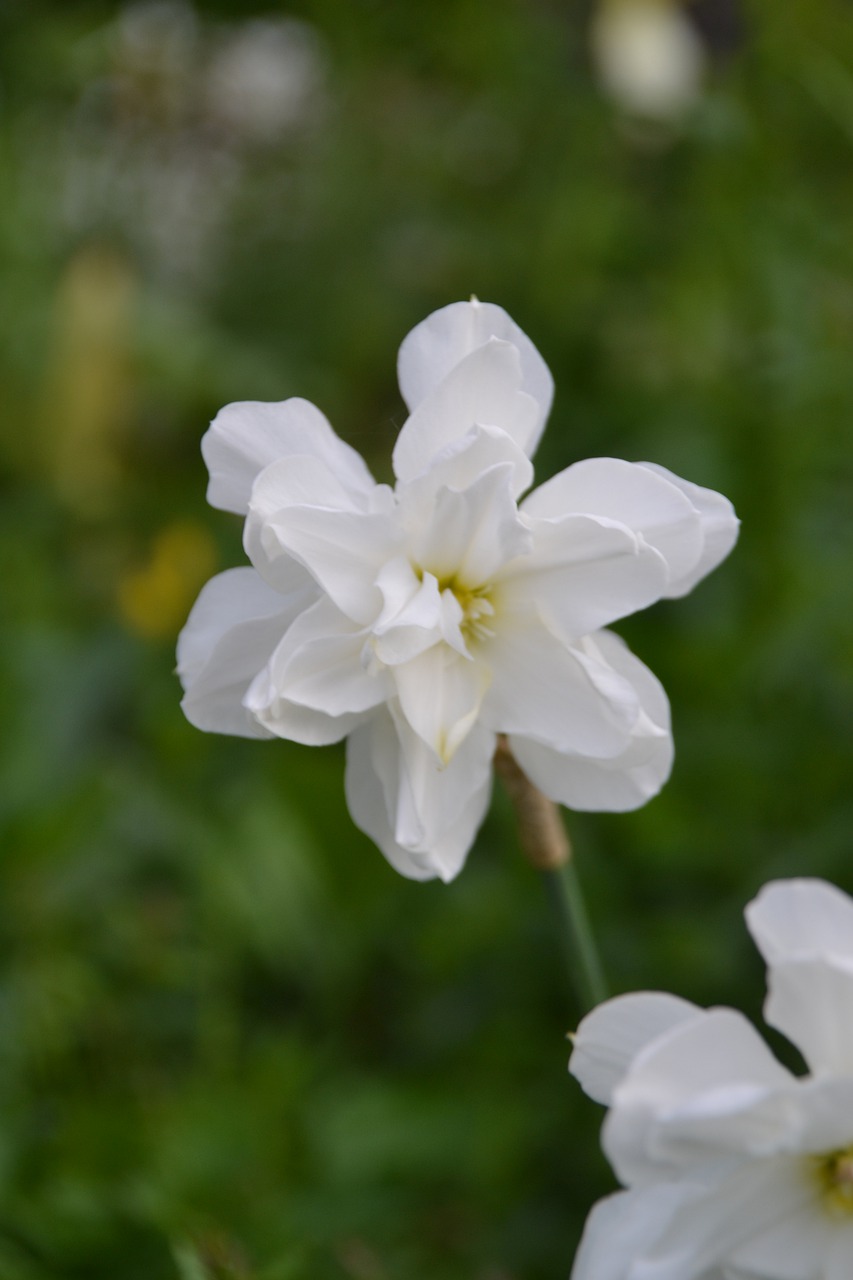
569, 877, 853, 1280
591, 0, 705, 122
177, 300, 738, 882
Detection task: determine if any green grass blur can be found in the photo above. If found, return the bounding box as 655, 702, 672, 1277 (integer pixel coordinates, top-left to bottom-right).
1, 1, 852, 1275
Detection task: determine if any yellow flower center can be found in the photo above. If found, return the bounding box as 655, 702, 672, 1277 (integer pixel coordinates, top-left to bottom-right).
438, 575, 496, 644
813, 1145, 853, 1217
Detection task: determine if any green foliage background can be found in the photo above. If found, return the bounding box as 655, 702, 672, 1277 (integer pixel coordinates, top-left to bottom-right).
1, 1, 852, 1276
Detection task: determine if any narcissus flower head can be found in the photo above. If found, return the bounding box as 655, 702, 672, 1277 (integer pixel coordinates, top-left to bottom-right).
178, 299, 738, 881
569, 877, 853, 1280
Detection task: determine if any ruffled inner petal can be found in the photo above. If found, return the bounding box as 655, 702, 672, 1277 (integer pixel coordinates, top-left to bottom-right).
243, 454, 400, 622
244, 596, 384, 743
370, 559, 446, 665
397, 423, 534, 513
409, 463, 532, 587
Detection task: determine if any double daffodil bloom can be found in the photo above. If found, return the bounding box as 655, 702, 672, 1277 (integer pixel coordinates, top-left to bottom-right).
178, 300, 737, 880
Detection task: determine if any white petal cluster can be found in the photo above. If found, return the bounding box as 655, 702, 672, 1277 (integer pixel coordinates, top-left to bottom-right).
177, 300, 737, 881
569, 878, 853, 1280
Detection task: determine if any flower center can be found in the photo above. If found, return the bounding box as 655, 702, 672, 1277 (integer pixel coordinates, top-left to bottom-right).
813, 1145, 853, 1217
437, 575, 496, 644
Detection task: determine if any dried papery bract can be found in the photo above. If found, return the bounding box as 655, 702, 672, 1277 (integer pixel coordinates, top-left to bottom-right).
493, 736, 570, 872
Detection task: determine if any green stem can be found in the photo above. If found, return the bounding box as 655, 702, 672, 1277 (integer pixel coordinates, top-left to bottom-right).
544, 856, 608, 1013
494, 736, 608, 1013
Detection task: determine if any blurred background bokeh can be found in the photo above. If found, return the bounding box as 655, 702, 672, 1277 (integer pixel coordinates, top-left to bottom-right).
1, 0, 852, 1275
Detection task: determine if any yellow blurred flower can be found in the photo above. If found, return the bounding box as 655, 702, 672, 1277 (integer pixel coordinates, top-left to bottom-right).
40, 243, 136, 516
118, 520, 218, 639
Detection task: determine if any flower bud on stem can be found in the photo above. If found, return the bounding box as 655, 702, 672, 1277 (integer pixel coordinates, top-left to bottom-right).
495, 737, 608, 1012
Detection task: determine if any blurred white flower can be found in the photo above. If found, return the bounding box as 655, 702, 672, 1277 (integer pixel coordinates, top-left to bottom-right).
116, 0, 198, 114
204, 19, 326, 142
61, 3, 328, 289
591, 0, 705, 121
569, 877, 853, 1280
177, 300, 737, 881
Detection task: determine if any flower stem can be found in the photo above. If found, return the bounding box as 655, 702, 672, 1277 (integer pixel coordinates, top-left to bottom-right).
494, 737, 608, 1012
545, 858, 608, 1012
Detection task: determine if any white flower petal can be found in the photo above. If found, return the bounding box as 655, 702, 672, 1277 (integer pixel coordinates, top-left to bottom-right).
344, 709, 493, 882
202, 397, 374, 514
730, 1186, 834, 1280
570, 1183, 703, 1280
638, 1157, 817, 1280
393, 645, 491, 763
261, 508, 395, 624
593, 629, 670, 725
511, 725, 673, 813
790, 1075, 853, 1153
397, 298, 554, 441
410, 463, 532, 587
392, 339, 540, 483
745, 878, 853, 968
640, 462, 740, 597
371, 559, 445, 665
258, 596, 388, 714
373, 556, 431, 630
249, 452, 369, 516
245, 465, 400, 625
616, 1004, 794, 1106
481, 618, 642, 758
508, 629, 672, 812
764, 958, 853, 1077
177, 567, 316, 738
391, 708, 494, 876
603, 1008, 796, 1187
245, 666, 368, 744
826, 1222, 853, 1280
247, 694, 364, 745
497, 513, 669, 636
243, 453, 399, 620
398, 424, 534, 512
244, 599, 382, 745
343, 714, 438, 881
522, 457, 705, 592
570, 992, 702, 1105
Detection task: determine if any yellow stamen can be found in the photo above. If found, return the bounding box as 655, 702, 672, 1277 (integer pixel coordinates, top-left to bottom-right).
435, 574, 496, 643
813, 1145, 853, 1217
